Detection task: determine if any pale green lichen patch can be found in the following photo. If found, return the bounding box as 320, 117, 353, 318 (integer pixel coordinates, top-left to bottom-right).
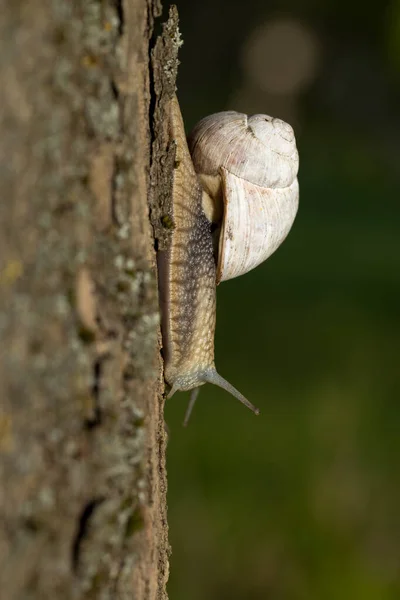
0, 260, 24, 286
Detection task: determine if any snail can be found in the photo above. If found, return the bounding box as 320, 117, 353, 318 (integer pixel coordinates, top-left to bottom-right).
158, 96, 299, 424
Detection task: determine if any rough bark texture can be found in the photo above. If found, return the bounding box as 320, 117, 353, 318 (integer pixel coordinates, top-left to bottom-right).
0, 1, 179, 598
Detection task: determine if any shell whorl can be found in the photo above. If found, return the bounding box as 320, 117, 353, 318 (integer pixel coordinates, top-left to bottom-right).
188, 110, 299, 283
188, 111, 299, 189
218, 170, 298, 283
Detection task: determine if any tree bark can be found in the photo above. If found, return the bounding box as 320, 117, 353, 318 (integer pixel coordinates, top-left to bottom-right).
0, 1, 178, 598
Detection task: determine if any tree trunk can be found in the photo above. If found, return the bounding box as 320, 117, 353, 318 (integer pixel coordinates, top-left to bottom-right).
0, 1, 178, 598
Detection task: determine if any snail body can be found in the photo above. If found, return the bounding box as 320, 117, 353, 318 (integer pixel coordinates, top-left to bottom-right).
158, 96, 299, 423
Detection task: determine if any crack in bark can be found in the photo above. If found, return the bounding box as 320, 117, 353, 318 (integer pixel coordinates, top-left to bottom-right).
71, 498, 105, 572
115, 0, 124, 37
85, 357, 103, 429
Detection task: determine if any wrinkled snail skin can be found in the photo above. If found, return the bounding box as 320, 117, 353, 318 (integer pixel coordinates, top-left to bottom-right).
158, 96, 259, 421
158, 96, 216, 391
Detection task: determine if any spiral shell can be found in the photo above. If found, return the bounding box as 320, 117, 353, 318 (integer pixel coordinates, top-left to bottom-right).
188, 111, 299, 283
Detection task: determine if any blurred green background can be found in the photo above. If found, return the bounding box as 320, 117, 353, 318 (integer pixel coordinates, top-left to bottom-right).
164, 1, 400, 598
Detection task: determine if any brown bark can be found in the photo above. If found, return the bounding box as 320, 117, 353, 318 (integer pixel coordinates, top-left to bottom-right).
0, 1, 178, 598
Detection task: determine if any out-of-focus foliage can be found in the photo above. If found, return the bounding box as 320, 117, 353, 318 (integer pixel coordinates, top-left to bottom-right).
165, 1, 400, 598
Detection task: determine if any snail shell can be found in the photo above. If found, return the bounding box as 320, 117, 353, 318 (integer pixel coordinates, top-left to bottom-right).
188, 111, 299, 283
